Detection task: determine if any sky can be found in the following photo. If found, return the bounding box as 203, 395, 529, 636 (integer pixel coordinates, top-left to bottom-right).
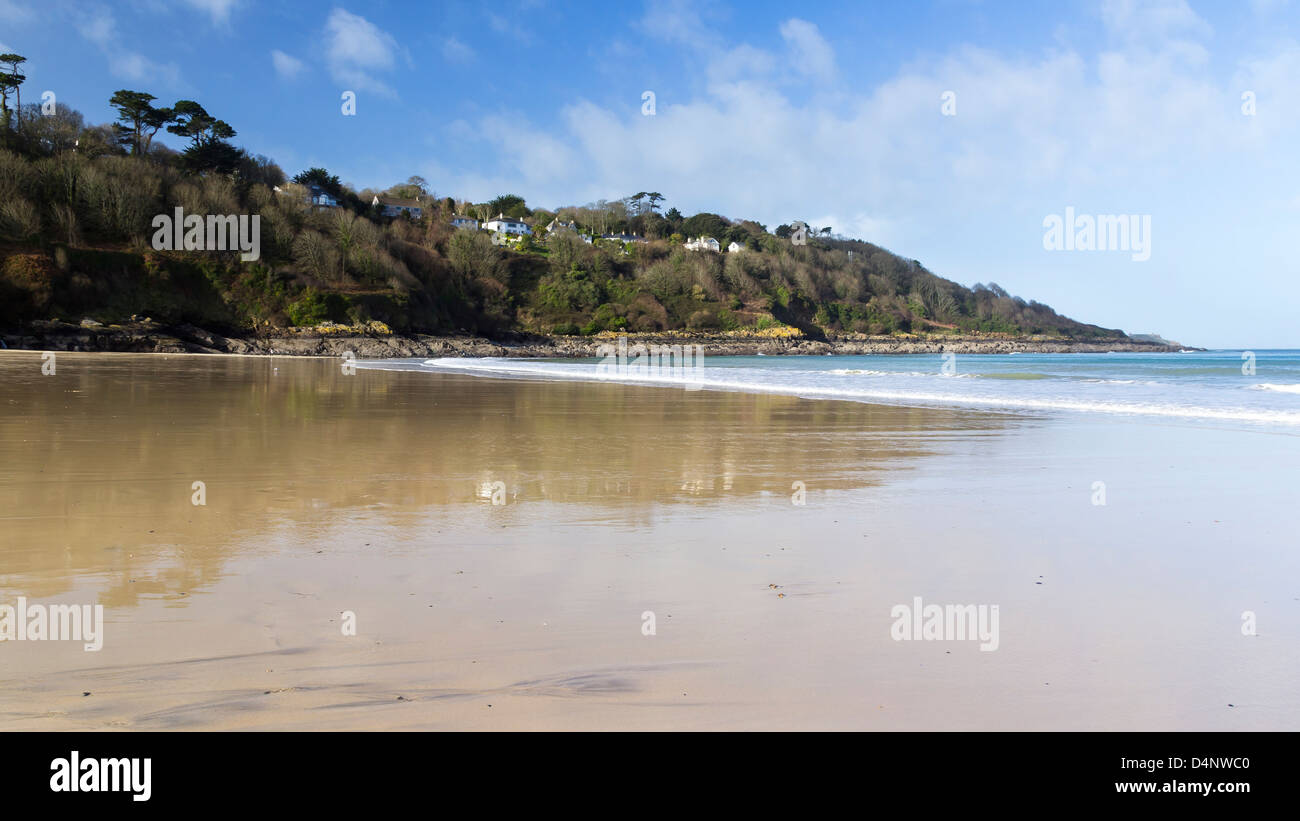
3, 0, 1299, 347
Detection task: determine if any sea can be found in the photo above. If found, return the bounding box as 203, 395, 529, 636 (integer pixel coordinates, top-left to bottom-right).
357, 349, 1300, 429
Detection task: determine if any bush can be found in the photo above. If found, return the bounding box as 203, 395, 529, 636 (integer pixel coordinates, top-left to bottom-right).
286, 288, 347, 326
0, 198, 41, 242
687, 309, 720, 330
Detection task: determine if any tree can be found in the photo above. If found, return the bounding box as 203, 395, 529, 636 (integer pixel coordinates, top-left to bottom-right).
183, 140, 243, 175
447, 228, 501, 280
386, 176, 428, 200
488, 194, 527, 218
108, 90, 173, 154
664, 207, 683, 232
332, 209, 359, 282
682, 212, 730, 240
237, 153, 286, 187
16, 101, 83, 155
293, 167, 343, 197
167, 100, 235, 148
0, 53, 28, 132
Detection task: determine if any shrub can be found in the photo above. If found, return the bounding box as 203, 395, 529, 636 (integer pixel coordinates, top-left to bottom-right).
0, 198, 41, 242
285, 288, 347, 326
687, 309, 720, 330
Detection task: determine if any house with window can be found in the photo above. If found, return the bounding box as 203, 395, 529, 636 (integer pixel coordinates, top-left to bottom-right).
789, 220, 810, 246
684, 236, 721, 252
483, 213, 533, 236
451, 215, 479, 230
372, 195, 424, 219
309, 186, 339, 208
727, 241, 746, 253
601, 232, 646, 244
546, 218, 577, 234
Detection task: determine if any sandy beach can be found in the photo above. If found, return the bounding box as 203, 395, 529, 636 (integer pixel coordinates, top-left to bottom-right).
1, 351, 1297, 730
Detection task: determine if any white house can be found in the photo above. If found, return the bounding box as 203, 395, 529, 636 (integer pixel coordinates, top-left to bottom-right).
372, 195, 423, 219
601, 232, 646, 244
684, 236, 720, 252
789, 220, 810, 246
484, 213, 533, 236
546, 218, 577, 234
727, 241, 746, 253
450, 215, 479, 230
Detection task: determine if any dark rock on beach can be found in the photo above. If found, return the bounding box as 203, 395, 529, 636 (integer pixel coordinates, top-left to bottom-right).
0, 319, 1192, 359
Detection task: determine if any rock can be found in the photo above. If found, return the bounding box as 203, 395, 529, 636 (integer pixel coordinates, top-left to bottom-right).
0, 321, 1191, 358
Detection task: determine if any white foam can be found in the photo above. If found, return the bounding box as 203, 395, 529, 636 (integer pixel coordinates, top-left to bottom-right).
409, 358, 1300, 426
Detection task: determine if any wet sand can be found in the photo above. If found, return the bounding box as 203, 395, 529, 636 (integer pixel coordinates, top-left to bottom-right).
1, 352, 1297, 730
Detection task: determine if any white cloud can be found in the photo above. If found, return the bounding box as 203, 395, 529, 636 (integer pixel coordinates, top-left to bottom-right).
76, 11, 116, 47
441, 37, 475, 64
1100, 0, 1212, 41
271, 49, 305, 79
76, 9, 184, 88
638, 0, 724, 51
324, 8, 401, 96
0, 0, 33, 24
488, 13, 531, 43
183, 0, 239, 25
779, 19, 835, 82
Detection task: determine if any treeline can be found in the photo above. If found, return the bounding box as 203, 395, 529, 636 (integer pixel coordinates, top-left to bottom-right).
0, 64, 1123, 340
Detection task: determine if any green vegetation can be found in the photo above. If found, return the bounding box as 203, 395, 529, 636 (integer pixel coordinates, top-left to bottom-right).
0, 63, 1126, 341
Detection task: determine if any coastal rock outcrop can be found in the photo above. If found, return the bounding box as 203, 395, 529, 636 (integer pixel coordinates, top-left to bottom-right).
1, 320, 1190, 358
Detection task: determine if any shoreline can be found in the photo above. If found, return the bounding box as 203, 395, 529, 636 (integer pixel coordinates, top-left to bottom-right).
1, 319, 1192, 358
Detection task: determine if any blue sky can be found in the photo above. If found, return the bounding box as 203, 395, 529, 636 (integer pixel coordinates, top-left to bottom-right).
3, 0, 1299, 347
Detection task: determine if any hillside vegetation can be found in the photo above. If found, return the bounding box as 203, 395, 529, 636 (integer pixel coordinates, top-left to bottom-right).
0, 72, 1125, 341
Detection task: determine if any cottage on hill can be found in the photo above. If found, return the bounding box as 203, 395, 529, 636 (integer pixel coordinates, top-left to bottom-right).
373, 195, 424, 219
484, 213, 533, 236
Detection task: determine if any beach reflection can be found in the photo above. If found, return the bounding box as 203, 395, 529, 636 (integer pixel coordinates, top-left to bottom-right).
0, 352, 1016, 601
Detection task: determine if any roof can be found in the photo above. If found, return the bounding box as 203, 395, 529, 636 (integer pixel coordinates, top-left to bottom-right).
488, 213, 527, 223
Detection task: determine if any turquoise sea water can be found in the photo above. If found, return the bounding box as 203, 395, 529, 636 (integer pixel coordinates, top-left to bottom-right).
363, 349, 1300, 428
